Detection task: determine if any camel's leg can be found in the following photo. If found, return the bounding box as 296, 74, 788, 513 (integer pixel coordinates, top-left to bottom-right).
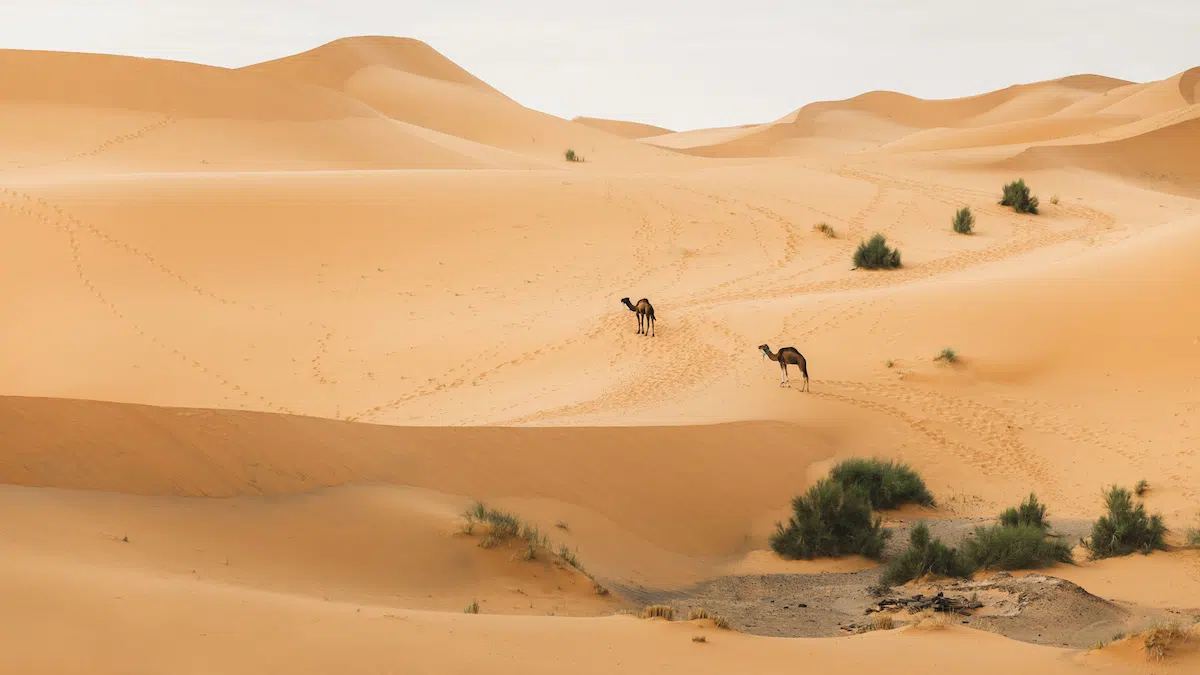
650, 315, 655, 337
636, 313, 643, 334
780, 363, 788, 387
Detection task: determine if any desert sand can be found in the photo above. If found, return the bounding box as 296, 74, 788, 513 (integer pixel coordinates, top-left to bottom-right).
1, 35, 1199, 673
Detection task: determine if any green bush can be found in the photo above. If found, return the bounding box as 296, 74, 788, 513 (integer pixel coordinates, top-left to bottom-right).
964, 523, 1074, 570
999, 493, 1049, 530
1000, 179, 1039, 214
880, 522, 975, 586
1082, 486, 1168, 560
564, 148, 584, 162
769, 478, 892, 560
853, 233, 901, 269
952, 206, 975, 234
829, 458, 935, 509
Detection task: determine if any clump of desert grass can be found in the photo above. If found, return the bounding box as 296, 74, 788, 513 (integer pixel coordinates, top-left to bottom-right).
1081, 486, 1168, 560
952, 206, 975, 234
934, 348, 957, 364
642, 604, 675, 620
769, 478, 892, 561
688, 607, 712, 621
1135, 479, 1148, 497
880, 522, 975, 586
564, 148, 584, 162
1049, 193, 1060, 205
814, 222, 836, 237
1142, 621, 1191, 661
860, 613, 895, 633
464, 599, 479, 614
829, 457, 935, 509
964, 494, 1074, 571
692, 635, 707, 643
853, 233, 901, 269
461, 501, 602, 584
1000, 178, 1039, 214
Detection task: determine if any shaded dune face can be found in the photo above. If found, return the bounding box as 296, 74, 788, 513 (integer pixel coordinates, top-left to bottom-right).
1, 36, 1199, 675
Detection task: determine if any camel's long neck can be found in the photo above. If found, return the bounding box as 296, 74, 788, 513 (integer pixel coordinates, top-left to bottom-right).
622, 301, 636, 312
764, 349, 779, 362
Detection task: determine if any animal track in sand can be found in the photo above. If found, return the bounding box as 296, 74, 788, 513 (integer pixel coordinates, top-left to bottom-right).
5, 117, 177, 172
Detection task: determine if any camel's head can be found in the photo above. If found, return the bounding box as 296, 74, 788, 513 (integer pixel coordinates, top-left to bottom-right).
620, 297, 633, 309
758, 344, 770, 359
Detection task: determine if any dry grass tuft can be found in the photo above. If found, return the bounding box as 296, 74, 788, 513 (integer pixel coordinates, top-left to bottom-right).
688, 607, 712, 621
814, 222, 836, 237
593, 582, 610, 596
692, 635, 707, 643
1143, 621, 1189, 661
713, 615, 731, 630
642, 604, 675, 620
464, 600, 479, 614
912, 608, 949, 630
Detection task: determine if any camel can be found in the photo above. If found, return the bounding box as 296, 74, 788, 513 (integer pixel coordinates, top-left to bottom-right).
759, 344, 809, 390
620, 297, 656, 336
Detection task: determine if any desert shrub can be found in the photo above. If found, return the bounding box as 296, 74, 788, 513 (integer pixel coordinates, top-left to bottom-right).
692, 635, 707, 643
814, 222, 836, 237
880, 522, 975, 586
1050, 193, 1060, 205
952, 206, 975, 234
999, 493, 1050, 530
642, 605, 675, 620
1189, 527, 1200, 547
769, 478, 892, 560
688, 608, 711, 621
1000, 179, 1039, 214
1135, 479, 1148, 496
853, 233, 902, 269
712, 615, 731, 629
863, 614, 895, 632
1144, 621, 1189, 661
934, 348, 957, 363
829, 457, 935, 509
564, 148, 583, 162
1082, 486, 1168, 560
465, 600, 479, 614
964, 523, 1074, 570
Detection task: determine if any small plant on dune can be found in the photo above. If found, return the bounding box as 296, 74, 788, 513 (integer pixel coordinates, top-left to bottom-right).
462, 501, 598, 579
885, 359, 895, 368
934, 348, 957, 364
829, 457, 935, 510
593, 581, 610, 596
859, 614, 895, 633
769, 478, 892, 561
642, 605, 675, 620
814, 222, 836, 237
1000, 179, 1039, 214
880, 522, 975, 586
555, 520, 569, 530
564, 148, 584, 162
465, 599, 479, 614
692, 635, 707, 643
688, 608, 712, 621
712, 614, 731, 630
1135, 479, 1148, 497
1050, 193, 1060, 205
952, 206, 975, 234
964, 524, 1074, 571
1143, 621, 1190, 661
853, 233, 902, 269
1189, 522, 1200, 548
1082, 486, 1168, 560
999, 492, 1050, 530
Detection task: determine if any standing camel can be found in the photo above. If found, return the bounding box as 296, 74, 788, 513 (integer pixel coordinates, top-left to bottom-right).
758, 344, 809, 391
620, 297, 656, 336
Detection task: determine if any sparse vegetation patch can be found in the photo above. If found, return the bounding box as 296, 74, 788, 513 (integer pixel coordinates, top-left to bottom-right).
853, 233, 902, 269
1082, 486, 1168, 560
829, 457, 935, 510
934, 348, 957, 363
814, 222, 836, 237
1144, 621, 1190, 661
952, 206, 975, 234
564, 148, 584, 162
880, 522, 976, 586
642, 604, 675, 620
769, 478, 892, 560
1000, 179, 1039, 214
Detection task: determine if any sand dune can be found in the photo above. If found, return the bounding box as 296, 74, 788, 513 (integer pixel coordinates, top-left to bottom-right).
573, 116, 676, 139
3, 36, 1200, 673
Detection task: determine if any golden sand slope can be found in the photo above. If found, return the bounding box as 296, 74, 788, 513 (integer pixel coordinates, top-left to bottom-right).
2, 37, 1200, 673
573, 116, 676, 139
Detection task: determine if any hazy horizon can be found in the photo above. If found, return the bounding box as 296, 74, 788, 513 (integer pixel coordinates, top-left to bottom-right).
4, 0, 1197, 131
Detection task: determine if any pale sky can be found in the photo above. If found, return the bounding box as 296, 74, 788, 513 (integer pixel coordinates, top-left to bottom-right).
3, 1, 1197, 131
